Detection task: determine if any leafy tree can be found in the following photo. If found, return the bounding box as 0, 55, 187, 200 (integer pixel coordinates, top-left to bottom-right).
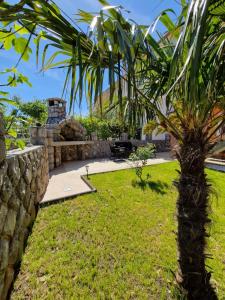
76, 116, 113, 140
0, 7, 33, 152
2, 97, 47, 150
1, 0, 225, 298
18, 99, 47, 124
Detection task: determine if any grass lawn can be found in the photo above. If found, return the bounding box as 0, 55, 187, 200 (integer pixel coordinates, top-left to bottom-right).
11, 162, 225, 299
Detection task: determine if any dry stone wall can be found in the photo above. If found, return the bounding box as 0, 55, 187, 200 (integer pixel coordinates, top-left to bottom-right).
0, 146, 49, 300
0, 113, 6, 164
61, 141, 111, 162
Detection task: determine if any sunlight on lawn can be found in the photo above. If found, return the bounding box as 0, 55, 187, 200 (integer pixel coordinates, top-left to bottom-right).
11, 162, 225, 299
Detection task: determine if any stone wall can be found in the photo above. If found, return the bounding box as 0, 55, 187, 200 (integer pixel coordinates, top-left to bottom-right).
0, 113, 6, 164
0, 146, 49, 300
125, 139, 171, 152
61, 141, 111, 162
152, 139, 171, 152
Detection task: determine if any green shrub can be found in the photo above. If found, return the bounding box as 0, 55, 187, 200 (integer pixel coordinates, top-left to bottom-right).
18, 99, 47, 124
76, 116, 112, 140
129, 143, 156, 182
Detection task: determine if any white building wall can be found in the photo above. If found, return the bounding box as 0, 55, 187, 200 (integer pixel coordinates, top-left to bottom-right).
141, 95, 167, 141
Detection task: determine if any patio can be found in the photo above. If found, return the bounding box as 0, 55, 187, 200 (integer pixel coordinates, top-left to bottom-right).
41, 152, 174, 204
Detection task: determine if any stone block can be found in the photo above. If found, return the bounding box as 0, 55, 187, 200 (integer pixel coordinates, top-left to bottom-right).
0, 139, 6, 164
47, 137, 53, 145
29, 127, 38, 138
8, 236, 19, 265
47, 129, 54, 138
18, 156, 26, 176
16, 178, 26, 202
16, 205, 26, 229
48, 146, 54, 154
24, 168, 32, 185
0, 271, 5, 298
0, 113, 5, 136
2, 267, 14, 300
37, 127, 47, 138
30, 204, 36, 221
8, 196, 20, 212
18, 229, 29, 258
3, 209, 17, 237
1, 176, 12, 203
23, 212, 31, 228
22, 185, 31, 210
0, 205, 8, 234
30, 178, 36, 192
0, 113, 6, 164
0, 239, 9, 271
36, 166, 42, 177
0, 161, 7, 189
49, 163, 55, 171
28, 151, 34, 163
32, 165, 38, 179
7, 156, 20, 185
30, 137, 38, 145
27, 200, 35, 215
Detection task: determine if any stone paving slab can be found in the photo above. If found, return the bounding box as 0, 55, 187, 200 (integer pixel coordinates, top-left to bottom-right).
41, 152, 174, 204
205, 158, 225, 172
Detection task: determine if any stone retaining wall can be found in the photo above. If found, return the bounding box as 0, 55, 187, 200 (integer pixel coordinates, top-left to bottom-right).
0, 113, 6, 164
0, 146, 49, 300
152, 139, 171, 152
61, 141, 111, 162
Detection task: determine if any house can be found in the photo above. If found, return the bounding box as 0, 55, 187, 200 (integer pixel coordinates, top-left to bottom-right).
95, 79, 170, 152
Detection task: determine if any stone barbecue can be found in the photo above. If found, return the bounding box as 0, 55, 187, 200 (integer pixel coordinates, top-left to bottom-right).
30, 98, 111, 170
46, 98, 86, 141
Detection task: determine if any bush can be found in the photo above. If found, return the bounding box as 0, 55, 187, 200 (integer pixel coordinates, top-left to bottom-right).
18, 99, 47, 124
129, 143, 156, 182
76, 116, 112, 140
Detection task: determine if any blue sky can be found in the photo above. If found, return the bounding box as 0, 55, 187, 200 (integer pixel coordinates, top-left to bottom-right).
2, 0, 180, 115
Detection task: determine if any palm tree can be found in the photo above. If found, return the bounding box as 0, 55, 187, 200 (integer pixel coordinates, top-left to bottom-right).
1, 0, 225, 298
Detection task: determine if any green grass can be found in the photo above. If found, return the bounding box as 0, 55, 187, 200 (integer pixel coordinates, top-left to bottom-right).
11, 162, 225, 299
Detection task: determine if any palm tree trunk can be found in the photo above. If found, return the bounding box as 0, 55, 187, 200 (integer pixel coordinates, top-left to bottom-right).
175, 129, 217, 300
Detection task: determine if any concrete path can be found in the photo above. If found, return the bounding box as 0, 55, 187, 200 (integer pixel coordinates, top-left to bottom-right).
205, 158, 225, 172
41, 152, 174, 204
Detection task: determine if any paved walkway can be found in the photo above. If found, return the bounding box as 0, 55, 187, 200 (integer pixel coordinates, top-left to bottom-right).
205, 158, 225, 172
41, 152, 174, 204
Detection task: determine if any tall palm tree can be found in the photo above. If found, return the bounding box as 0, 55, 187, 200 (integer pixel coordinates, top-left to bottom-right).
1, 0, 225, 298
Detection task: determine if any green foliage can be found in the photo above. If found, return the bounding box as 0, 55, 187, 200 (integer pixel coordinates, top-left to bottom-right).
97, 120, 111, 140
76, 116, 115, 140
0, 67, 32, 153
0, 20, 32, 61
143, 120, 159, 136
76, 117, 98, 138
18, 99, 47, 124
2, 97, 46, 150
77, 116, 130, 140
129, 143, 156, 182
3, 112, 28, 150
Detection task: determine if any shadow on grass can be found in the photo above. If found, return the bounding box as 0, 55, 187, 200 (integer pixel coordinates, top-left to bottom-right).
132, 179, 169, 194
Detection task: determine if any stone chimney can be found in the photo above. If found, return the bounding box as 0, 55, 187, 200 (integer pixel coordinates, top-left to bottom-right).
46, 98, 66, 125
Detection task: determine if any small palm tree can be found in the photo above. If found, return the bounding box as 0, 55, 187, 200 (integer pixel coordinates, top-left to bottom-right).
1, 0, 225, 298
